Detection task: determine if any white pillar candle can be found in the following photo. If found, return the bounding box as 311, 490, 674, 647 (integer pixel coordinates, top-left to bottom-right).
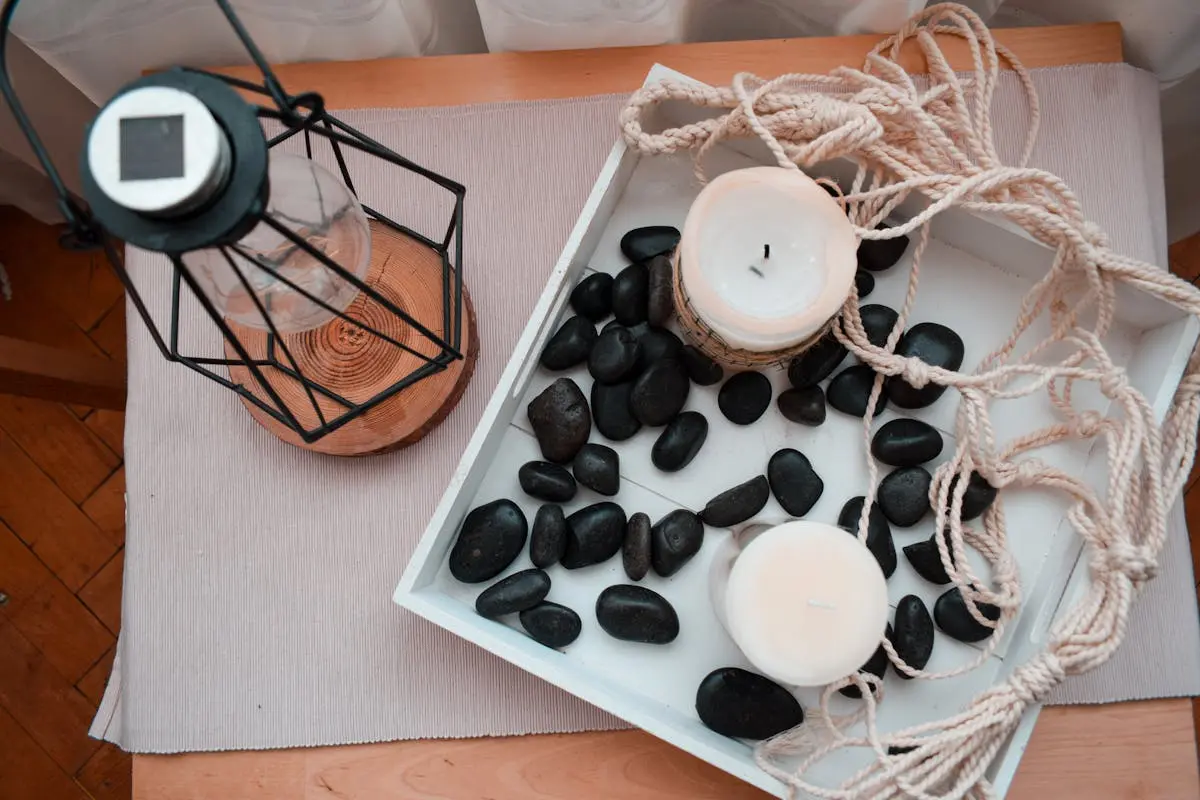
716, 520, 889, 687
678, 167, 856, 352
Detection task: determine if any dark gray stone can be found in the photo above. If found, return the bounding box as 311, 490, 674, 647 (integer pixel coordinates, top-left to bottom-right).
651, 509, 705, 577
448, 499, 528, 583
839, 624, 893, 698
595, 584, 679, 644
588, 326, 641, 384
539, 316, 596, 371
878, 466, 932, 527
947, 471, 997, 520
871, 418, 943, 467
838, 496, 896, 577
828, 365, 888, 417
633, 325, 683, 370
612, 262, 650, 326
646, 254, 675, 327
527, 378, 591, 463
623, 512, 652, 581
860, 304, 900, 350
569, 272, 613, 321
902, 533, 955, 585
696, 667, 804, 740
520, 602, 582, 649
562, 502, 627, 569
680, 345, 723, 386
787, 333, 847, 388
886, 322, 965, 408
475, 568, 551, 618
855, 269, 875, 298
518, 461, 576, 502
857, 223, 910, 272
718, 371, 772, 425
530, 504, 567, 568
591, 380, 640, 442
701, 475, 770, 528
572, 443, 620, 496
777, 386, 825, 426
620, 225, 680, 263
630, 358, 690, 426
767, 448, 823, 517
934, 587, 1000, 643
893, 595, 934, 679
651, 411, 708, 472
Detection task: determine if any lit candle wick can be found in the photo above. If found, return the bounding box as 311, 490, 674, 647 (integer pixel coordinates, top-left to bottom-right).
807, 598, 837, 610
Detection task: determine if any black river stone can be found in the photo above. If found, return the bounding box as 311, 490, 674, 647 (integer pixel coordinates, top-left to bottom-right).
569, 272, 614, 321
787, 333, 847, 388
828, 364, 888, 417
718, 371, 772, 425
588, 325, 641, 384
878, 466, 932, 527
696, 667, 804, 740
871, 418, 943, 467
448, 499, 528, 583
651, 509, 705, 577
767, 448, 823, 517
562, 502, 627, 569
591, 380, 641, 441
893, 595, 934, 678
572, 443, 620, 496
856, 269, 875, 298
947, 471, 998, 520
595, 584, 679, 644
902, 533, 955, 585
680, 344, 723, 386
620, 225, 680, 263
630, 358, 690, 426
651, 411, 708, 472
840, 623, 893, 698
518, 461, 577, 503
860, 304, 901, 350
701, 475, 770, 528
886, 322, 965, 408
623, 512, 652, 581
529, 504, 567, 568
527, 378, 591, 463
539, 315, 596, 370
634, 325, 683, 370
838, 496, 897, 578
612, 262, 650, 326
934, 587, 1000, 643
475, 568, 551, 618
857, 223, 910, 272
777, 386, 826, 426
520, 602, 582, 648
646, 254, 675, 327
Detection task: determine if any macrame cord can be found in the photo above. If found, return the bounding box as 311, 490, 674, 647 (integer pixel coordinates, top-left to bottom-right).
618, 4, 1200, 798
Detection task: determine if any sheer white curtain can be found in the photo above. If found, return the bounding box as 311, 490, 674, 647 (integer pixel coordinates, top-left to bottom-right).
4, 0, 1199, 237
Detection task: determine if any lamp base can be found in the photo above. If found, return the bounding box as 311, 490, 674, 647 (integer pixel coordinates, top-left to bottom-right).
226, 221, 478, 456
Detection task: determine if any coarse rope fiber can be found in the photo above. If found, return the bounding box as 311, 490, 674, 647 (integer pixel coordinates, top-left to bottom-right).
619, 4, 1200, 798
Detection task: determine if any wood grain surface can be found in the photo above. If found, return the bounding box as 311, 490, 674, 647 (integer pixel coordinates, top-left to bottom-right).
136, 23, 1198, 800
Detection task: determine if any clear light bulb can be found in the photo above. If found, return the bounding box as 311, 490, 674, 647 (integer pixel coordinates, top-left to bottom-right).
186, 153, 372, 333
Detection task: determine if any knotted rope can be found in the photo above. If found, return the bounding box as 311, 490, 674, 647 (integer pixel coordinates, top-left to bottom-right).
620, 4, 1200, 798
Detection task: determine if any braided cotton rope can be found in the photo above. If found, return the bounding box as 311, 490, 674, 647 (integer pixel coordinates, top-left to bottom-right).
619, 4, 1200, 798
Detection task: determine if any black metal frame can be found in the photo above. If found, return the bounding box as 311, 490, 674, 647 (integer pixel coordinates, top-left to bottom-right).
0, 0, 466, 443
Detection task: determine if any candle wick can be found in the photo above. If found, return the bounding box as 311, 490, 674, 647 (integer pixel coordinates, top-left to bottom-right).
748, 265, 765, 278
764, 243, 770, 259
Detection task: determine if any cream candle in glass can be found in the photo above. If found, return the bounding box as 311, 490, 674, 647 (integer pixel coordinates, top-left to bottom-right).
710, 520, 889, 687
677, 166, 856, 357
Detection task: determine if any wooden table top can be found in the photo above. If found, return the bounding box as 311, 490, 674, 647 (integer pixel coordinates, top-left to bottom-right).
133, 23, 1200, 800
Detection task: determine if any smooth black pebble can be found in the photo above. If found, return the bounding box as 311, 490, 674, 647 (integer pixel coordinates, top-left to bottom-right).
651, 411, 708, 472
856, 269, 875, 298
623, 512, 652, 581
562, 502, 627, 569
903, 533, 954, 585
530, 504, 568, 568
857, 223, 910, 272
767, 448, 824, 517
701, 475, 770, 528
838, 496, 896, 577
448, 499, 528, 583
860, 304, 901, 350
787, 333, 847, 388
591, 381, 641, 441
651, 509, 705, 577
893, 595, 934, 678
871, 418, 943, 467
777, 386, 826, 426
520, 602, 582, 649
840, 624, 893, 698
539, 315, 596, 370
718, 371, 772, 425
588, 326, 641, 384
630, 358, 690, 426
827, 365, 888, 417
646, 254, 675, 327
934, 587, 1000, 643
518, 461, 577, 502
572, 443, 620, 496
696, 668, 804, 740
948, 471, 998, 520
475, 568, 551, 618
612, 262, 650, 326
878, 466, 932, 527
569, 272, 614, 321
681, 345, 723, 386
595, 584, 679, 644
527, 378, 591, 463
620, 225, 680, 263
634, 325, 683, 369
887, 322, 965, 408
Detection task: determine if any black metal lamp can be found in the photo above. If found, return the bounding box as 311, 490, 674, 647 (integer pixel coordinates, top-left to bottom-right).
0, 0, 477, 456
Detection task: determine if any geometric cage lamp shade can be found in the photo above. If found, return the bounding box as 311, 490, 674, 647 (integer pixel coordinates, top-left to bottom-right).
0, 0, 476, 456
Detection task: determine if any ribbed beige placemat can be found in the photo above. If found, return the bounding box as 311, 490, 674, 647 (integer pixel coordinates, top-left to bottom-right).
92, 63, 1200, 752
